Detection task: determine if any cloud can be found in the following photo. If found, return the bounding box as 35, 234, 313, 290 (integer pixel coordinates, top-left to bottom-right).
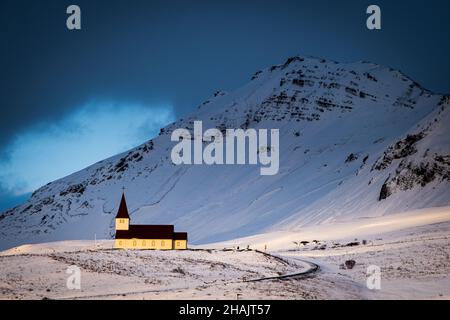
0, 101, 175, 195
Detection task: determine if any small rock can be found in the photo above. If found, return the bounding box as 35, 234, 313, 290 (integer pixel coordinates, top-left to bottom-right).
344, 260, 356, 269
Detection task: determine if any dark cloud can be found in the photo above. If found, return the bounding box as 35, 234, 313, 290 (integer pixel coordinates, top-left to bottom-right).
2, 0, 450, 146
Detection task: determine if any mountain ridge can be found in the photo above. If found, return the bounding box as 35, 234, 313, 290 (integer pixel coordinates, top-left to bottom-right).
1, 55, 449, 250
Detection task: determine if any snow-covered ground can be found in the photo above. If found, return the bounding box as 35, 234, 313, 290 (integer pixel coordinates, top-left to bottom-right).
1, 206, 449, 300
0, 243, 363, 300
281, 222, 450, 300
209, 206, 450, 251
208, 206, 450, 299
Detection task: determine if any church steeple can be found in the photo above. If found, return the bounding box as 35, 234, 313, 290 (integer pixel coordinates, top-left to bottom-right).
115, 191, 130, 231
115, 192, 130, 219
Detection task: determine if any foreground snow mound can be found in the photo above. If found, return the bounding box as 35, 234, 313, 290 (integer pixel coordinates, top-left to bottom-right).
1, 56, 449, 249
2, 244, 345, 300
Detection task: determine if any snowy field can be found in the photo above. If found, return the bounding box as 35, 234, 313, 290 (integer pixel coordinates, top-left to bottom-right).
209, 206, 450, 299
0, 241, 368, 300
0, 244, 330, 300
1, 207, 449, 300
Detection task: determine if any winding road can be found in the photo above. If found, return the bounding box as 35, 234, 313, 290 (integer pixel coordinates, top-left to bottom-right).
245, 250, 320, 282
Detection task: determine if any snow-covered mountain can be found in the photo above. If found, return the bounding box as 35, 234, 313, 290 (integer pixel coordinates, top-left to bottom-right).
1, 55, 449, 250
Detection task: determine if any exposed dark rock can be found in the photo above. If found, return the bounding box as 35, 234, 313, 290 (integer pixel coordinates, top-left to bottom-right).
379, 177, 391, 201
364, 72, 377, 82
282, 56, 304, 69
292, 79, 314, 87
251, 70, 262, 80
344, 260, 356, 269
345, 153, 359, 163
378, 154, 450, 201
115, 157, 129, 173
373, 132, 425, 170
60, 184, 86, 197
41, 197, 54, 206
345, 87, 358, 96
362, 155, 369, 164
269, 65, 279, 72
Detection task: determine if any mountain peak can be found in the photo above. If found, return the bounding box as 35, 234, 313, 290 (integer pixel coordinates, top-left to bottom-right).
0, 56, 448, 250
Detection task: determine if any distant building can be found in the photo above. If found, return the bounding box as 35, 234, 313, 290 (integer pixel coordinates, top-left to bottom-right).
114, 193, 188, 250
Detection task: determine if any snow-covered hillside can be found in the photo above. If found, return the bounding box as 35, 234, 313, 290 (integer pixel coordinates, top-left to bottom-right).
1, 55, 449, 250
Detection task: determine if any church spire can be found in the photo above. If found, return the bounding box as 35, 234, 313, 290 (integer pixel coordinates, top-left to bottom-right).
115, 191, 130, 219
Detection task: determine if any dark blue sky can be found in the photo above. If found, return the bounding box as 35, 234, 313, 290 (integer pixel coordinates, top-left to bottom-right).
1, 0, 450, 210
